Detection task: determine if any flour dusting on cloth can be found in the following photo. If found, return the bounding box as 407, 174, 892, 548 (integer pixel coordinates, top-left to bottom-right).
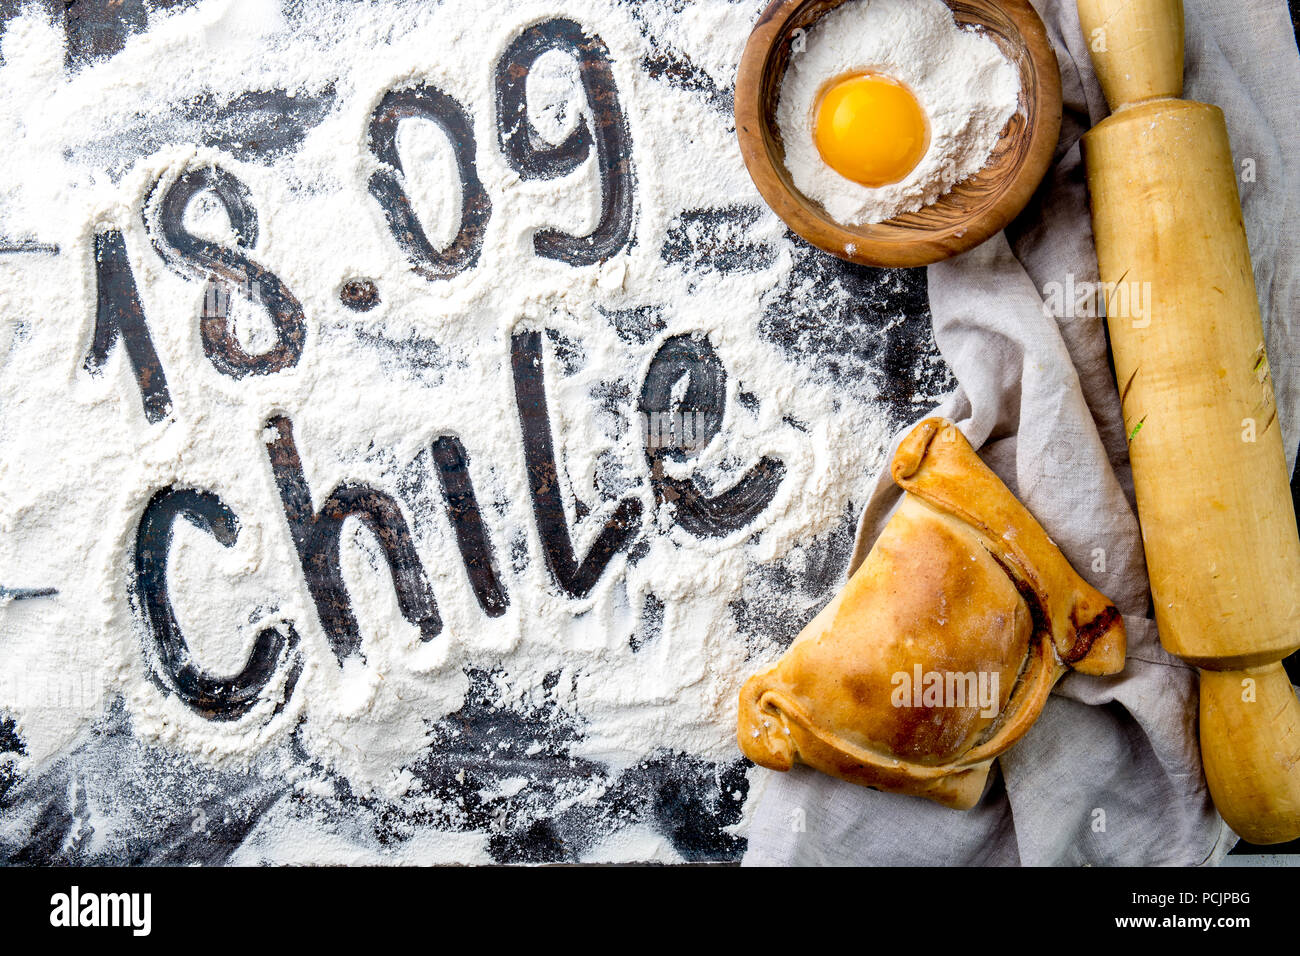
0, 0, 950, 864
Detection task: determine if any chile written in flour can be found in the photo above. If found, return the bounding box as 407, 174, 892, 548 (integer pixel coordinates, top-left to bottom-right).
0, 0, 945, 863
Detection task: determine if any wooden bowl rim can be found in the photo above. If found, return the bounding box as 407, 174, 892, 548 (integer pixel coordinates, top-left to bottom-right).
735, 0, 1063, 269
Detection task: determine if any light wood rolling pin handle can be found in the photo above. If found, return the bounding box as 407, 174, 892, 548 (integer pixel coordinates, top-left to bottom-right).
1201, 665, 1300, 846
1078, 0, 1300, 844
1078, 0, 1184, 107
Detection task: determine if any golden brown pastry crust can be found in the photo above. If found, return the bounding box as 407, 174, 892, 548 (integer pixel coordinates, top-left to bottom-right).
737, 418, 1126, 809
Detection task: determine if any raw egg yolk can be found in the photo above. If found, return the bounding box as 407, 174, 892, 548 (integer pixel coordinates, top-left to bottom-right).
813, 73, 929, 188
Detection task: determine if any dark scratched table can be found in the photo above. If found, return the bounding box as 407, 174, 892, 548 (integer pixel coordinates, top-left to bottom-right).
0, 0, 1295, 864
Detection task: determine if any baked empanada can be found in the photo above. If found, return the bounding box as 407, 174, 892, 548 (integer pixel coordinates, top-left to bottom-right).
737, 418, 1125, 809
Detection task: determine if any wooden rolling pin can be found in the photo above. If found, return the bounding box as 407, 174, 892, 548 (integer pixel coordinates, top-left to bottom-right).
1077, 0, 1300, 843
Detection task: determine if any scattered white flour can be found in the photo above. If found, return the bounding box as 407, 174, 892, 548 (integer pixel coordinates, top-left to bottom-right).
777, 0, 1021, 225
0, 0, 905, 863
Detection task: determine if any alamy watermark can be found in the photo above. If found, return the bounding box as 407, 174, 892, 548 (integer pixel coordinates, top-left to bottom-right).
891, 664, 1000, 718
638, 410, 710, 453
202, 274, 267, 319
50, 886, 151, 936
0, 669, 103, 711
1042, 274, 1153, 327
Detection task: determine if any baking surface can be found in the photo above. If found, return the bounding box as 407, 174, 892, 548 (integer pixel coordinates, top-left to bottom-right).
0, 0, 951, 864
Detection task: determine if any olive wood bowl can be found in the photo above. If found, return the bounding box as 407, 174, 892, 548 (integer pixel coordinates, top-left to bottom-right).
735, 0, 1063, 268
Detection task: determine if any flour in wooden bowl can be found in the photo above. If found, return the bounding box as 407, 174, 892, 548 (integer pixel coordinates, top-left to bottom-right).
777, 0, 1020, 226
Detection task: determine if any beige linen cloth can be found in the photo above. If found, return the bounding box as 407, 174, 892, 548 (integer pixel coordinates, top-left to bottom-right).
743, 0, 1300, 866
